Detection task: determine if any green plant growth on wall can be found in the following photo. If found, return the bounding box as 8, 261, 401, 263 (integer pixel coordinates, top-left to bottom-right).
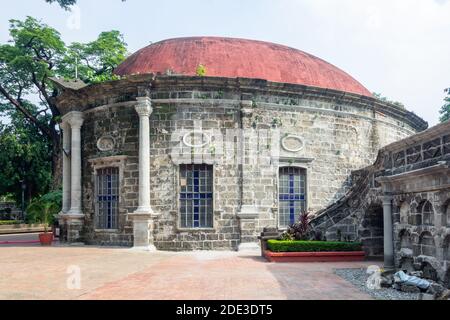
196, 64, 207, 76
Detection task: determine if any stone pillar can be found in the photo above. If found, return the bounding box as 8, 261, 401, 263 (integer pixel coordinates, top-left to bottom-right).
61, 121, 71, 214
67, 112, 84, 215
128, 97, 157, 251
59, 112, 84, 242
383, 195, 395, 271
237, 101, 260, 251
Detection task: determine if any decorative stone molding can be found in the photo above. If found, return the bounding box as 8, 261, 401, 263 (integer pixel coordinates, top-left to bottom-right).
135, 96, 153, 116
182, 131, 211, 148
281, 134, 304, 153
96, 136, 115, 152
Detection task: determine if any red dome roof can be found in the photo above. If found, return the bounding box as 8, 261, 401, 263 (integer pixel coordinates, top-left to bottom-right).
115, 37, 372, 97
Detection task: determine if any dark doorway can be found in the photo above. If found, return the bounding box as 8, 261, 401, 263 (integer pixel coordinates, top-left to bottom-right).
360, 204, 384, 259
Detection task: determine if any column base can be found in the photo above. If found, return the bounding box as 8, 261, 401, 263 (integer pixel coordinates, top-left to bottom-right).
128, 211, 158, 250
58, 213, 84, 243
238, 242, 260, 252
237, 205, 259, 252
129, 245, 158, 252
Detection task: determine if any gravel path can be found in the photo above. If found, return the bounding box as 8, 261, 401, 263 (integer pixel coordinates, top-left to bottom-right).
335, 268, 420, 300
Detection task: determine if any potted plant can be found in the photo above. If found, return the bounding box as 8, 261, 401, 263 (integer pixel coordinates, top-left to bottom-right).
26, 199, 59, 246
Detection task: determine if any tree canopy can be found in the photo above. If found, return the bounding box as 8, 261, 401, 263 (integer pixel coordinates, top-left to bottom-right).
0, 16, 128, 202
439, 88, 450, 123
45, 0, 77, 10
45, 0, 125, 10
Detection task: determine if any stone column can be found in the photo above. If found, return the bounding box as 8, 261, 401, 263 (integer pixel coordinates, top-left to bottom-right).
61, 121, 71, 214
129, 97, 157, 251
237, 101, 260, 251
383, 195, 395, 271
67, 112, 85, 215
59, 112, 84, 242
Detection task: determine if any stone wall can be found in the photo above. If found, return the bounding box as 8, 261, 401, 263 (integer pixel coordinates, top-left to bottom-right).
311, 120, 450, 285
56, 75, 426, 250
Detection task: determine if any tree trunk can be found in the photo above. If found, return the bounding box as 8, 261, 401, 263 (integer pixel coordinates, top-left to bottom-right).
52, 146, 63, 190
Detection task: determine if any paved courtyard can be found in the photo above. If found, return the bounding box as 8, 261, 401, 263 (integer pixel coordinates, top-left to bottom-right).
0, 244, 378, 300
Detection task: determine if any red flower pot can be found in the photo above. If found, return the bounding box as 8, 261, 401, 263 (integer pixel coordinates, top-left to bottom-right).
39, 233, 54, 246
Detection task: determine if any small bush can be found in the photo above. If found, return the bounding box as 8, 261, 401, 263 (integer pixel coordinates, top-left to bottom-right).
267, 240, 363, 253
0, 220, 21, 226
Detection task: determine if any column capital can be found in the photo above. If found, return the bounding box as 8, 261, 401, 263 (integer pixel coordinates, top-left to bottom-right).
382, 195, 393, 206
135, 97, 153, 117
60, 120, 70, 132
63, 111, 85, 129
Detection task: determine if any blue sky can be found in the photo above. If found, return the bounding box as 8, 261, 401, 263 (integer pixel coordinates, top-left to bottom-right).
1, 0, 449, 125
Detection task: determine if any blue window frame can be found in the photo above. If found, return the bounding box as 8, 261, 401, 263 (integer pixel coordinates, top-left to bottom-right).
179, 164, 213, 228
96, 167, 119, 229
279, 167, 306, 227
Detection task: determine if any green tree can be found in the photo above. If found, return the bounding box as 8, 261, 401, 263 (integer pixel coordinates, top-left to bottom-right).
0, 16, 127, 189
0, 107, 52, 204
439, 88, 450, 123
45, 0, 77, 10
45, 0, 125, 10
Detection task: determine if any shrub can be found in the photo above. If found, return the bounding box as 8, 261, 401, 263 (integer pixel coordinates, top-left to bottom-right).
26, 191, 62, 229
0, 220, 21, 226
267, 240, 363, 253
284, 211, 312, 240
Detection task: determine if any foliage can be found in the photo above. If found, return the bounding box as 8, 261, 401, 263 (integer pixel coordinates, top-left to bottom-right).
439, 88, 450, 123
0, 16, 128, 193
0, 220, 21, 225
196, 64, 207, 77
284, 211, 312, 241
267, 240, 363, 253
373, 92, 405, 109
61, 31, 127, 84
45, 0, 77, 10
26, 191, 62, 231
0, 113, 52, 204
45, 0, 126, 10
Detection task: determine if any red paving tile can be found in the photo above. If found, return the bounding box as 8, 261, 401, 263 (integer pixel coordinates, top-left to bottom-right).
0, 247, 376, 300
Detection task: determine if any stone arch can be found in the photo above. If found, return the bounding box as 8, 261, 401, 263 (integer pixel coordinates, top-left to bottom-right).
360, 203, 384, 258
444, 269, 450, 289
442, 199, 450, 227
421, 261, 439, 282
419, 231, 436, 257
399, 201, 410, 225
418, 200, 434, 226
443, 235, 450, 261
399, 229, 412, 250
399, 257, 415, 273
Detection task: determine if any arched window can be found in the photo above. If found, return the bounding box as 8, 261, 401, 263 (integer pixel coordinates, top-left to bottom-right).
419, 231, 436, 256
419, 201, 434, 226
278, 167, 306, 227
399, 202, 409, 224
443, 235, 450, 261
444, 201, 450, 227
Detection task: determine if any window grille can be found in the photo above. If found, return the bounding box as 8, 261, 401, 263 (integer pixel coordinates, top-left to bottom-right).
279, 167, 306, 227
179, 164, 213, 228
96, 167, 119, 229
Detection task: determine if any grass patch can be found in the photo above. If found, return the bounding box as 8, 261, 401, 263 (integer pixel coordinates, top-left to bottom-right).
267, 240, 363, 252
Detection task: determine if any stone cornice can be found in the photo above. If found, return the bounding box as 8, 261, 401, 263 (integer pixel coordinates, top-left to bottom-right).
54, 74, 428, 132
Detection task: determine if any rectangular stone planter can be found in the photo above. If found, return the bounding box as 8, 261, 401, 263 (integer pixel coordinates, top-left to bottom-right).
264, 250, 366, 262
